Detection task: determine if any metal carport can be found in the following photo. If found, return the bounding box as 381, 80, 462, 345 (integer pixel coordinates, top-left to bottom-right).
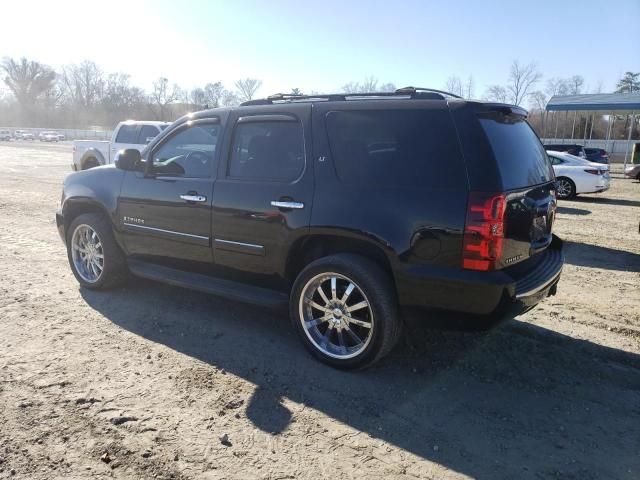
544, 93, 640, 167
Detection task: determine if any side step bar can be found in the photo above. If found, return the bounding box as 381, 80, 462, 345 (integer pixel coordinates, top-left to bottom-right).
128, 260, 288, 309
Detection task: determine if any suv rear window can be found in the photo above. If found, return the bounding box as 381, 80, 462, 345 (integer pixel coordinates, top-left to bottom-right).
478, 113, 553, 190
325, 109, 465, 189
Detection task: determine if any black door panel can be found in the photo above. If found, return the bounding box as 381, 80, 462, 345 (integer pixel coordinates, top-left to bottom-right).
212, 105, 313, 277
117, 120, 222, 264
119, 173, 213, 261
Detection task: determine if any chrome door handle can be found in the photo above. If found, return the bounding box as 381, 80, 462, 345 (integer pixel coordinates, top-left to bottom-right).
270, 200, 304, 209
180, 194, 207, 202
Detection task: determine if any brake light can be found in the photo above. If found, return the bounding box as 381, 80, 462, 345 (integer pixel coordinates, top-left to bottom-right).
584, 169, 602, 175
462, 192, 507, 271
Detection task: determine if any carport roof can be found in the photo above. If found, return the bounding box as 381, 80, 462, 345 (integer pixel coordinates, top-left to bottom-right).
546, 93, 640, 112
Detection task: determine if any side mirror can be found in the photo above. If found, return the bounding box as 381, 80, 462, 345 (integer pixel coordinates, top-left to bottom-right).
145, 137, 155, 143
115, 149, 142, 171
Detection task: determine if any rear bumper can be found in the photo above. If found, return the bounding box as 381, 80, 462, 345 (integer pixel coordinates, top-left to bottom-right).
395, 234, 564, 317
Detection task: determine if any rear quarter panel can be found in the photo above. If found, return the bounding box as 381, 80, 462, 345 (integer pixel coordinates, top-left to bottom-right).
73, 141, 110, 166
310, 101, 469, 305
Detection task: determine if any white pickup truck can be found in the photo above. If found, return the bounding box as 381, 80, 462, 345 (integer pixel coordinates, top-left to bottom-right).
72, 120, 169, 171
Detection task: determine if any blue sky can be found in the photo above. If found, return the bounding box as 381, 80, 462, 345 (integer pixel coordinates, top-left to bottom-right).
1, 0, 638, 100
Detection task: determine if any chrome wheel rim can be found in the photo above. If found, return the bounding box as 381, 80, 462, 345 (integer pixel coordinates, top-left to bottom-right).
71, 224, 104, 283
557, 179, 572, 198
299, 272, 374, 360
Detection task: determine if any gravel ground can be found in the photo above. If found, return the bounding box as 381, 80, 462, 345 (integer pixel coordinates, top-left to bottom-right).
0, 141, 639, 480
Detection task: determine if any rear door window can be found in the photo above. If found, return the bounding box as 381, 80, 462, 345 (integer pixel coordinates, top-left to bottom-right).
115, 125, 139, 144
478, 113, 554, 190
325, 109, 465, 189
138, 125, 160, 144
228, 120, 304, 181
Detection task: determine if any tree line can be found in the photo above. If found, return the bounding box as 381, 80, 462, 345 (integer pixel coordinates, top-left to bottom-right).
0, 57, 265, 128
1, 55, 638, 139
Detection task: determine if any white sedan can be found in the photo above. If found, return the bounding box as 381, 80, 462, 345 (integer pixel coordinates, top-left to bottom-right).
547, 151, 610, 199
39, 131, 59, 142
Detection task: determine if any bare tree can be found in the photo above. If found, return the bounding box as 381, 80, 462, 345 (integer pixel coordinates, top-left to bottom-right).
360, 76, 379, 92
190, 87, 206, 107
444, 76, 463, 97
149, 77, 180, 120
61, 61, 105, 109
290, 87, 302, 95
528, 90, 548, 111
1, 57, 56, 110
235, 78, 262, 102
465, 75, 475, 99
342, 77, 394, 93
202, 82, 224, 108
545, 77, 569, 97
221, 89, 239, 107
102, 73, 144, 121
506, 61, 542, 106
593, 80, 604, 94
342, 81, 360, 93
568, 75, 584, 95
484, 85, 508, 103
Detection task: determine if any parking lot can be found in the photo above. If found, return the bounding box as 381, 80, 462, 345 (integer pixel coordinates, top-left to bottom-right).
0, 141, 638, 479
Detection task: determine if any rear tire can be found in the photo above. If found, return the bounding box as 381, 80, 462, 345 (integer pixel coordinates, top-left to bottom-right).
66, 213, 127, 289
83, 157, 99, 170
556, 177, 576, 199
290, 254, 402, 370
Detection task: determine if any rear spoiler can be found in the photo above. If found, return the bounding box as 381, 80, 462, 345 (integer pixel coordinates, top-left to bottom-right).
478, 103, 529, 119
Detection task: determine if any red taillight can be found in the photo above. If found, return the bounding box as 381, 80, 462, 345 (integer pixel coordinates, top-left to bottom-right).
584, 169, 601, 175
462, 192, 507, 271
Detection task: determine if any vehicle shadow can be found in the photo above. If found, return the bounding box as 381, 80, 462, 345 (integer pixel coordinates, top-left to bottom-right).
556, 206, 591, 216
81, 282, 640, 479
564, 241, 640, 272
573, 196, 640, 208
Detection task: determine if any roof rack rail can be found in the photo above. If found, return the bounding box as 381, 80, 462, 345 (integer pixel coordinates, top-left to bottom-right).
239, 87, 462, 106
395, 86, 463, 99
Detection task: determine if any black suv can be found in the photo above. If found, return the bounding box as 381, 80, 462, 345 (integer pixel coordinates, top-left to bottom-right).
56, 88, 564, 369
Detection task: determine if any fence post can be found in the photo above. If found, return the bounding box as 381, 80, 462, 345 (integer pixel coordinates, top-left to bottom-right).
624, 112, 636, 169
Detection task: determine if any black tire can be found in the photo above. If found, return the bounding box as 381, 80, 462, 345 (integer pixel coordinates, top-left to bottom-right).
290, 254, 402, 370
66, 213, 127, 289
556, 177, 576, 199
83, 157, 99, 170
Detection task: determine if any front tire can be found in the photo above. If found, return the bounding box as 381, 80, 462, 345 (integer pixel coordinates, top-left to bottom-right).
290, 254, 402, 369
556, 177, 576, 199
66, 213, 127, 289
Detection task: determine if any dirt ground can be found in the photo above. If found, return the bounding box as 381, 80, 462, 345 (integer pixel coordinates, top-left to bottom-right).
0, 141, 639, 480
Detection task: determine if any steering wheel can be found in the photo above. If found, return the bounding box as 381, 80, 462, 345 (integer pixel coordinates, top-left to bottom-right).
184, 150, 210, 165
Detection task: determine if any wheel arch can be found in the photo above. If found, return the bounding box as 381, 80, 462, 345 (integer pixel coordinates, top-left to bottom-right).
63, 199, 111, 232
80, 149, 106, 170
285, 232, 396, 290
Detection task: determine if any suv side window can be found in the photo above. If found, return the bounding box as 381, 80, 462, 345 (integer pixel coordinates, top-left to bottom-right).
115, 125, 138, 144
325, 109, 465, 189
150, 123, 219, 178
138, 125, 160, 144
228, 120, 304, 181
